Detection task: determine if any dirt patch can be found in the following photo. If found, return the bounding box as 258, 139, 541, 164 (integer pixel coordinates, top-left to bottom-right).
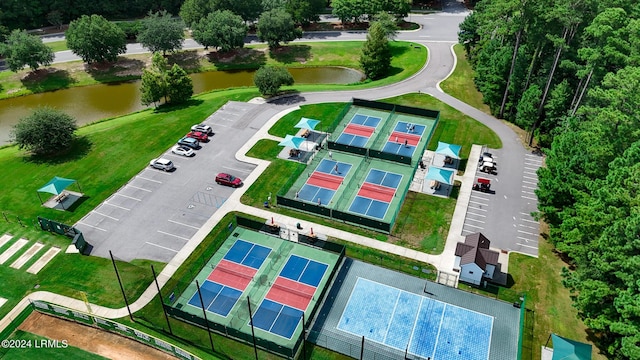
18, 312, 177, 360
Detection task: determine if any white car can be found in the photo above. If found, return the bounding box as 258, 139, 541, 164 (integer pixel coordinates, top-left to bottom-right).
171, 145, 195, 157
191, 123, 213, 135
149, 158, 175, 171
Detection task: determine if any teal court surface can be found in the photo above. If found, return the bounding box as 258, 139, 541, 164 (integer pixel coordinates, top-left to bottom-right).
166, 225, 341, 356
309, 260, 522, 360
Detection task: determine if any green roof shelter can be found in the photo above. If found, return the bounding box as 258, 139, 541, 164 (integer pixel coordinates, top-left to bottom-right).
37, 176, 82, 210
545, 334, 592, 360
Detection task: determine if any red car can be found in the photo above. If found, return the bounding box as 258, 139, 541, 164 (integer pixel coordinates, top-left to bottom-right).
216, 173, 243, 187
187, 131, 209, 142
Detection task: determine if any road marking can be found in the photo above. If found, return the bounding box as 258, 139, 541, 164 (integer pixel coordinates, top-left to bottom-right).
517, 236, 537, 242
168, 219, 200, 230
521, 195, 537, 200
521, 218, 539, 224
468, 206, 487, 212
145, 242, 179, 253
462, 229, 475, 234
466, 212, 486, 217
516, 243, 538, 250
524, 166, 539, 171
470, 195, 490, 201
523, 175, 538, 180
469, 200, 488, 206
525, 154, 543, 159
523, 171, 538, 176
92, 211, 119, 221
522, 185, 537, 190
521, 190, 536, 195
76, 222, 107, 232
465, 223, 484, 229
157, 230, 190, 241
518, 229, 539, 236
419, 35, 432, 37
127, 184, 152, 192
522, 180, 537, 185
223, 166, 251, 173
136, 176, 162, 184
104, 202, 130, 211
115, 193, 142, 201
466, 218, 485, 223
519, 224, 539, 230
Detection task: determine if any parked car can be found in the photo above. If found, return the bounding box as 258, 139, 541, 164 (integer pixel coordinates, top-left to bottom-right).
215, 173, 243, 187
187, 131, 209, 142
178, 137, 200, 149
171, 145, 195, 157
191, 124, 213, 135
149, 158, 175, 171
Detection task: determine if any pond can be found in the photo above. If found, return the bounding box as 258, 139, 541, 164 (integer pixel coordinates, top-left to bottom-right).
0, 67, 364, 144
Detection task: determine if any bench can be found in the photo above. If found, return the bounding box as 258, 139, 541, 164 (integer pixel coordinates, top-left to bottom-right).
289, 149, 301, 157
54, 192, 68, 203
301, 129, 310, 138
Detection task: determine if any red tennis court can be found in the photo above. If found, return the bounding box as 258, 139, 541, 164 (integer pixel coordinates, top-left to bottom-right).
389, 131, 421, 146
307, 171, 343, 190
266, 276, 316, 310
357, 182, 396, 202
208, 259, 257, 290
344, 123, 375, 137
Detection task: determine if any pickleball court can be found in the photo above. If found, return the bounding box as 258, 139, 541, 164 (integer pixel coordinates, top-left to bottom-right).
335, 113, 382, 147
297, 158, 353, 205
382, 121, 427, 157
349, 169, 403, 219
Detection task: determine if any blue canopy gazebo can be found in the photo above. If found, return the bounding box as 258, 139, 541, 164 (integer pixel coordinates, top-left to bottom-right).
425, 166, 455, 185
294, 117, 321, 130
37, 176, 82, 210
544, 334, 592, 360
435, 141, 462, 159
278, 135, 306, 149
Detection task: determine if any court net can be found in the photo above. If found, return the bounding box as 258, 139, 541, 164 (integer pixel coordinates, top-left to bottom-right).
311, 171, 343, 185
213, 263, 254, 281
271, 282, 314, 300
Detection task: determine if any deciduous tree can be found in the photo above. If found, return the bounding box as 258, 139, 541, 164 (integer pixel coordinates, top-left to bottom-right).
166, 64, 193, 104
192, 10, 247, 52
179, 0, 214, 27
1, 29, 54, 72
66, 15, 126, 64
256, 9, 302, 49
140, 53, 193, 106
359, 21, 391, 80
137, 10, 185, 55
11, 107, 77, 156
253, 65, 294, 96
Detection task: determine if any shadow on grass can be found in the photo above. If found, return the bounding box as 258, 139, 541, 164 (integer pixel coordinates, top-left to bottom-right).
85, 58, 145, 83
153, 98, 204, 113
63, 195, 90, 212
20, 69, 77, 93
207, 48, 267, 71
24, 135, 93, 165
269, 44, 312, 64
167, 50, 202, 72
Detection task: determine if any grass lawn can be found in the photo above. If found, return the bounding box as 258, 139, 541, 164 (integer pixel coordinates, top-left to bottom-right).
45, 40, 68, 52
0, 331, 107, 360
269, 103, 348, 137
439, 44, 492, 115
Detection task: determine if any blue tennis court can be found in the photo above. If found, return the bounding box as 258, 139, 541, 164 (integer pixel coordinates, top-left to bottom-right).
223, 239, 272, 269
252, 299, 304, 339
188, 280, 242, 317
315, 159, 353, 176
382, 142, 416, 156
336, 133, 369, 147
337, 278, 493, 360
348, 169, 403, 220
351, 114, 382, 128
394, 121, 426, 135
297, 185, 335, 205
280, 254, 328, 287
365, 169, 403, 188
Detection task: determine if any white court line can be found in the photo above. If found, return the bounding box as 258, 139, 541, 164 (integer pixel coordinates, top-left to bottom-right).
104, 202, 130, 211
519, 224, 538, 230
468, 206, 487, 212
157, 230, 190, 241
145, 242, 179, 253
92, 211, 119, 221
518, 229, 539, 236
521, 195, 537, 200
136, 175, 162, 183
76, 222, 107, 232
115, 193, 142, 201
465, 223, 484, 229
470, 195, 490, 201
382, 293, 402, 343
517, 243, 538, 250
469, 200, 488, 206
168, 219, 200, 230
127, 184, 152, 192
466, 212, 486, 217
521, 218, 539, 224
431, 304, 448, 360
466, 218, 485, 223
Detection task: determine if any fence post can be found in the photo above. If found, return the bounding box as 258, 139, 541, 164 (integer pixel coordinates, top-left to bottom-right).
360, 336, 365, 360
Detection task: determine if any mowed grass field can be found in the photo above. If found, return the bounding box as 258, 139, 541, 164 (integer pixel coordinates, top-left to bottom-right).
439, 44, 492, 115
0, 331, 107, 360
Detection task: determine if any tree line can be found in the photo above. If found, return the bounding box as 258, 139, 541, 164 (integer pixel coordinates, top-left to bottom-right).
462, 1, 640, 358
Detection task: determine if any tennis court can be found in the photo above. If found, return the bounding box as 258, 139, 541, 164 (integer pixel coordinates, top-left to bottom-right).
187, 239, 272, 317
338, 278, 493, 360
335, 113, 382, 147
348, 169, 403, 219
297, 159, 353, 205
382, 121, 427, 157
253, 255, 329, 339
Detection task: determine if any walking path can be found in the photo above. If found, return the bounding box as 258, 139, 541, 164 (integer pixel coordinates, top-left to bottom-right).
0, 3, 531, 333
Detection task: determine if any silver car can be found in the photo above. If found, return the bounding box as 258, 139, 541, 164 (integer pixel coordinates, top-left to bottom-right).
149, 158, 175, 171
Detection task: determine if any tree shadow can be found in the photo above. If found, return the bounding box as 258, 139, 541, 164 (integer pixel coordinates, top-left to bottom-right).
207, 48, 266, 71
166, 50, 202, 72
268, 45, 312, 64
85, 58, 146, 83
153, 98, 204, 113
266, 91, 306, 105
23, 135, 93, 165
20, 68, 77, 93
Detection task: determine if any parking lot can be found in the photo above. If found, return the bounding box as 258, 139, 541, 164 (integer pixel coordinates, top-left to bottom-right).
75, 102, 281, 262
461, 150, 544, 257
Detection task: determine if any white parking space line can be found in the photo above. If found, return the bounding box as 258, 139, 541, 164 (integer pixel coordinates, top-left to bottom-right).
469, 200, 488, 206
136, 175, 162, 184
517, 236, 537, 242
222, 166, 252, 173
519, 224, 539, 230
466, 212, 486, 218
522, 185, 537, 190
127, 184, 152, 192
466, 218, 485, 223
522, 180, 537, 185
516, 243, 538, 250
517, 229, 539, 236
145, 242, 179, 253
524, 166, 539, 171
468, 207, 487, 212
521, 218, 539, 224
168, 219, 200, 230
93, 211, 119, 221
524, 171, 538, 176
470, 195, 490, 201
465, 223, 484, 229
77, 222, 107, 232
523, 175, 538, 180
104, 202, 130, 211
115, 193, 142, 201
521, 195, 537, 200
522, 190, 536, 195
462, 229, 475, 234
525, 154, 543, 159
157, 230, 190, 241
